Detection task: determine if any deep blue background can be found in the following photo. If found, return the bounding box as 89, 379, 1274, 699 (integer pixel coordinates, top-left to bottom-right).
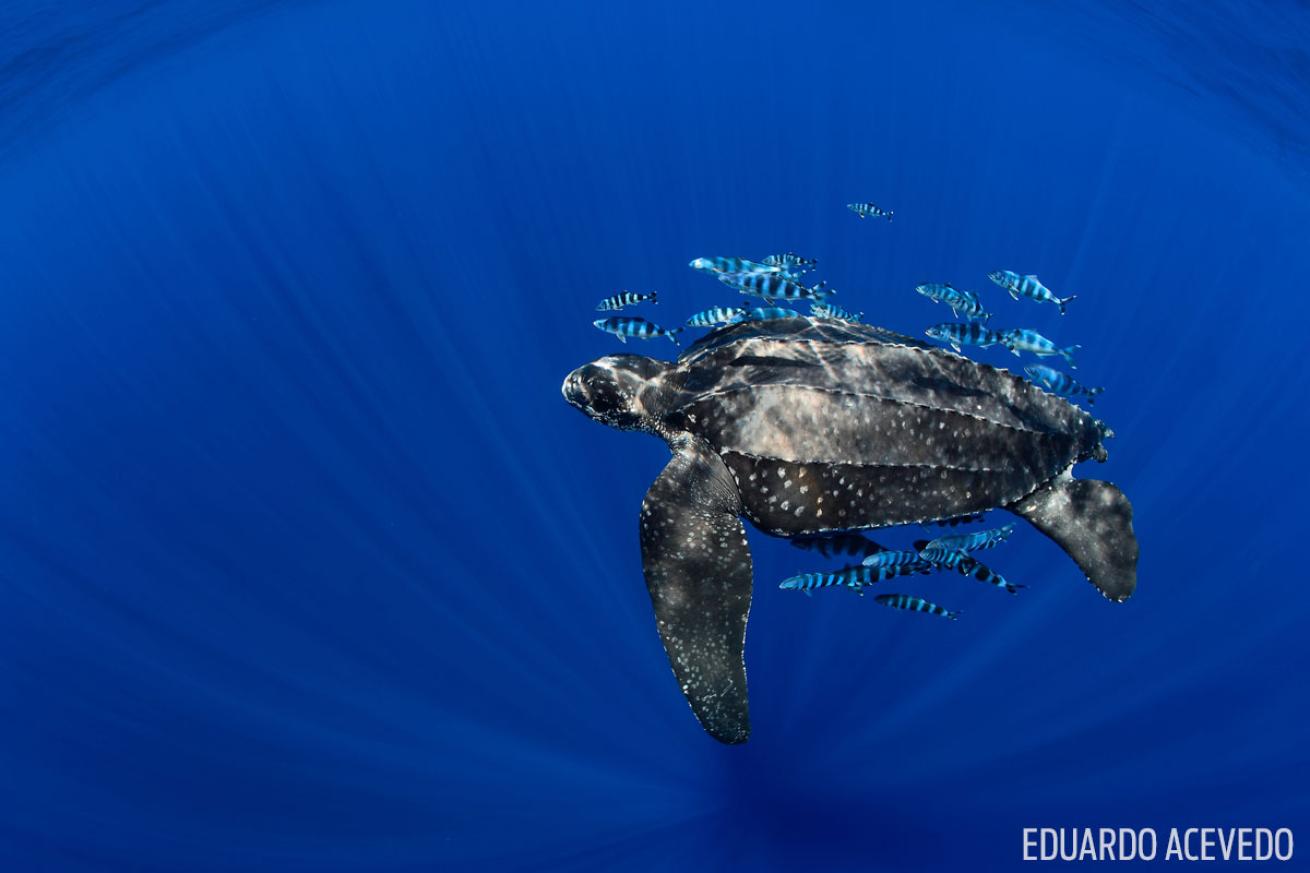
2, 2, 1308, 870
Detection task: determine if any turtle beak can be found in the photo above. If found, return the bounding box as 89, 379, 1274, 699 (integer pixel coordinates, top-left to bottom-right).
562, 366, 591, 412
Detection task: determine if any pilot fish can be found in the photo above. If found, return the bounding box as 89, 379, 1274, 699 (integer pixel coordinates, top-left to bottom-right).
593, 316, 682, 345
923, 523, 1016, 554
731, 307, 802, 322
916, 283, 990, 321
596, 290, 657, 311
761, 252, 817, 270
925, 321, 1003, 353
847, 202, 894, 221
1025, 364, 1105, 405
686, 306, 746, 328
780, 561, 931, 597
874, 593, 959, 620
810, 302, 863, 322
1000, 328, 1079, 368
689, 256, 782, 275
861, 549, 933, 572
719, 272, 833, 302
918, 547, 1023, 594
988, 271, 1076, 315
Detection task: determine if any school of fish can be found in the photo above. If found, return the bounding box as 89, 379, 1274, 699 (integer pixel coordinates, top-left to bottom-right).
582, 200, 1113, 623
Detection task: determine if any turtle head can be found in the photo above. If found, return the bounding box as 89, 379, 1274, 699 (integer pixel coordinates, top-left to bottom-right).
563, 355, 668, 431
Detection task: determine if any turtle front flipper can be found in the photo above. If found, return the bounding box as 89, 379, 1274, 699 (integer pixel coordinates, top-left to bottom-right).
640, 436, 753, 744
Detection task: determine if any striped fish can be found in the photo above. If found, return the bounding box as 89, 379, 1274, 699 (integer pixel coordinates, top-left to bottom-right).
593, 316, 682, 346
988, 270, 1076, 315
1000, 328, 1079, 368
595, 290, 657, 312
719, 271, 833, 302
761, 252, 817, 270
874, 593, 959, 620
689, 256, 782, 275
918, 547, 1023, 594
924, 321, 1003, 353
1025, 364, 1104, 405
915, 283, 990, 321
731, 307, 802, 322
861, 549, 932, 571
810, 302, 863, 322
847, 202, 894, 222
790, 532, 886, 559
780, 561, 931, 597
685, 306, 746, 328
923, 523, 1016, 554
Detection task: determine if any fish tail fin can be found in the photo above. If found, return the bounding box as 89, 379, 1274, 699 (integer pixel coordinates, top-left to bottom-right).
1062, 344, 1081, 368
1087, 386, 1106, 405
1006, 583, 1026, 594
1007, 476, 1138, 602
650, 291, 658, 304
947, 610, 960, 621
667, 328, 683, 347
1058, 295, 1077, 315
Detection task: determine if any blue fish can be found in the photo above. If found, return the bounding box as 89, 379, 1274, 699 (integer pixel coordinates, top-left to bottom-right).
719, 271, 833, 302
988, 270, 1076, 315
689, 256, 782, 275
761, 252, 817, 270
685, 306, 746, 327
1025, 364, 1105, 405
596, 290, 657, 312
925, 321, 1003, 353
780, 560, 931, 597
732, 307, 802, 322
847, 202, 894, 222
810, 302, 863, 322
918, 547, 1023, 594
593, 316, 682, 346
861, 549, 932, 572
1000, 328, 1079, 368
916, 283, 990, 321
874, 593, 959, 620
923, 523, 1016, 554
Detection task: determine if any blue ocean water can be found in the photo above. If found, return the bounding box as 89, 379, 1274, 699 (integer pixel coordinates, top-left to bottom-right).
1, 2, 1308, 870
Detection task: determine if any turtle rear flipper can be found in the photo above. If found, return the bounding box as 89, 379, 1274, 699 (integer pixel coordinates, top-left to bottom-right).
1007, 476, 1138, 602
640, 436, 752, 744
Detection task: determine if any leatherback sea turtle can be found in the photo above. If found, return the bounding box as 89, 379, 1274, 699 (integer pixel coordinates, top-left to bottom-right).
562, 316, 1138, 744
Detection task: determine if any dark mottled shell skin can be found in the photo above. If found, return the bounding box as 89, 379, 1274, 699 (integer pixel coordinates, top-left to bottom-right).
658, 317, 1105, 536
